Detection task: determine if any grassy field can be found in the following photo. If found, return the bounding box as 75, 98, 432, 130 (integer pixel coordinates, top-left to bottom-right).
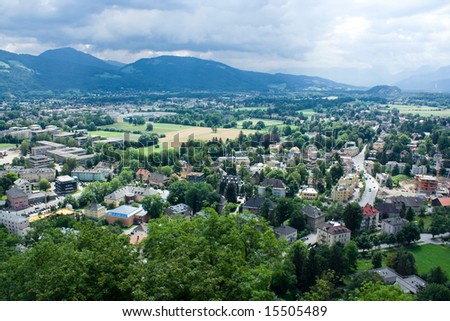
0, 143, 16, 148
99, 122, 198, 134
297, 109, 316, 117
405, 244, 450, 276
387, 104, 450, 117
392, 174, 413, 185
91, 125, 255, 147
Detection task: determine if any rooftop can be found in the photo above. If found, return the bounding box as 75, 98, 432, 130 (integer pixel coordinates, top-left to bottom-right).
56, 175, 76, 183
274, 225, 297, 236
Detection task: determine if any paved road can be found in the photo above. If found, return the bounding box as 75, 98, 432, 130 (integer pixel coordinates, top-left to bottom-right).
352, 145, 380, 206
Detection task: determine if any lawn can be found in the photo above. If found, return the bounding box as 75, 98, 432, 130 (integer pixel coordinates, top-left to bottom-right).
297, 109, 316, 117
392, 174, 412, 185
386, 104, 450, 117
0, 143, 16, 148
405, 244, 450, 276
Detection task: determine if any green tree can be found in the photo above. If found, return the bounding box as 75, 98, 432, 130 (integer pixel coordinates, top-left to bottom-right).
417, 283, 450, 301
387, 250, 417, 276
289, 241, 309, 289
20, 139, 30, 156
345, 241, 359, 273
0, 223, 138, 300
303, 270, 339, 301
142, 194, 165, 219
139, 211, 282, 300
184, 182, 220, 213
371, 251, 382, 268
224, 183, 237, 203
405, 207, 415, 222
146, 122, 154, 131
351, 281, 414, 301
167, 180, 189, 205
38, 179, 51, 192
61, 157, 77, 175
424, 266, 448, 285
343, 202, 362, 232
397, 223, 420, 244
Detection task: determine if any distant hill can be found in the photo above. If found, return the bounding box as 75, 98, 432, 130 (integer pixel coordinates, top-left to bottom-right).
0, 47, 355, 94
396, 66, 450, 92
366, 85, 401, 97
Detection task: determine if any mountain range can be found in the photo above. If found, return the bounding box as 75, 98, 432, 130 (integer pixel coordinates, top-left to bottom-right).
0, 47, 355, 94
0, 47, 448, 94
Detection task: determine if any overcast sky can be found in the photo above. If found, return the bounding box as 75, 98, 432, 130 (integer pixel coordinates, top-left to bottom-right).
1, 0, 449, 86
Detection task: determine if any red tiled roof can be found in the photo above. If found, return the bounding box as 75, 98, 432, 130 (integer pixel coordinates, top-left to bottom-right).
136, 168, 150, 175
362, 203, 379, 217
437, 197, 450, 207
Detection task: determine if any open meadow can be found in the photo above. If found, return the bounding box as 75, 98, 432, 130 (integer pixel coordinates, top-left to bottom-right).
387, 104, 450, 117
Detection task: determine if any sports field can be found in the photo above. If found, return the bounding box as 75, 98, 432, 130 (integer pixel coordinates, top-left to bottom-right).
99, 122, 198, 134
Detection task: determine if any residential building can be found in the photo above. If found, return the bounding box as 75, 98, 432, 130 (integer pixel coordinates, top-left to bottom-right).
148, 172, 169, 187
376, 173, 390, 187
13, 178, 32, 194
136, 168, 150, 181
6, 188, 29, 210
84, 202, 106, 220
29, 155, 52, 168
55, 175, 78, 195
186, 172, 205, 182
317, 223, 351, 246
381, 217, 409, 234
385, 196, 425, 213
431, 197, 450, 207
302, 205, 325, 232
242, 195, 275, 215
274, 225, 298, 243
16, 168, 56, 183
372, 139, 385, 152
360, 204, 380, 231
103, 185, 164, 207
375, 202, 401, 218
339, 173, 359, 186
385, 161, 406, 174
411, 165, 427, 176
416, 175, 438, 193
165, 203, 193, 217
71, 166, 113, 182
0, 212, 30, 236
105, 205, 147, 227
258, 178, 286, 198
299, 187, 318, 200
331, 184, 354, 202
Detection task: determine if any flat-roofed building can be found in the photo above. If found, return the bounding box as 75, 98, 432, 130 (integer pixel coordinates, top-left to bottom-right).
29, 155, 52, 168
416, 175, 438, 193
71, 166, 113, 182
55, 175, 77, 195
0, 212, 30, 236
105, 205, 147, 227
